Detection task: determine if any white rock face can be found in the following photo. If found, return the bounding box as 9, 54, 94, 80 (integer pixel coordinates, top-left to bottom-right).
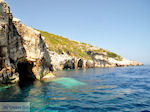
13, 18, 20, 22
48, 51, 89, 70
13, 20, 54, 79
49, 51, 73, 70
0, 1, 25, 84
0, 1, 54, 84
87, 51, 143, 67
108, 57, 143, 66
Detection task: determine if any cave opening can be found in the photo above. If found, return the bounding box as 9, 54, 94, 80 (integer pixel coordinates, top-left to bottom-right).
17, 62, 36, 84
63, 60, 75, 70
78, 59, 83, 68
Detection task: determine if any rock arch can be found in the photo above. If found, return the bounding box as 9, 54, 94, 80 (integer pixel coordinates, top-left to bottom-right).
63, 59, 75, 69
17, 61, 36, 82
77, 59, 83, 68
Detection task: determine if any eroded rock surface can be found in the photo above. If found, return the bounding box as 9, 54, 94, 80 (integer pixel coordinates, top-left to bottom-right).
87, 51, 143, 67
13, 19, 53, 80
0, 0, 24, 84
0, 1, 54, 84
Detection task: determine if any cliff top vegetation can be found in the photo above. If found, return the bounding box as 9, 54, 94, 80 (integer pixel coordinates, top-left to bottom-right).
38, 30, 122, 61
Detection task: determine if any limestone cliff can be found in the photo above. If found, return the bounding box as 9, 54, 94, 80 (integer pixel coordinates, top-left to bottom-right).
0, 0, 54, 84
12, 19, 53, 79
39, 31, 143, 70
0, 0, 23, 84
87, 51, 143, 67
46, 47, 143, 71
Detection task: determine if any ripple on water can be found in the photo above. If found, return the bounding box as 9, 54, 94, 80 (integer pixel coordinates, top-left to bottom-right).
0, 66, 150, 112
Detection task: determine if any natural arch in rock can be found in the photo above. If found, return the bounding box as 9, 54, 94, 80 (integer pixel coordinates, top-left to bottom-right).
77, 59, 83, 68
63, 59, 75, 69
17, 61, 36, 82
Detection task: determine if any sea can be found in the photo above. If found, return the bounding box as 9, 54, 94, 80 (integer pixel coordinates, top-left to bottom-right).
0, 65, 150, 112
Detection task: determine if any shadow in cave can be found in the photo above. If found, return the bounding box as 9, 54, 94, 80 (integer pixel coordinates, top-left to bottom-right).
17, 62, 36, 89
78, 59, 83, 69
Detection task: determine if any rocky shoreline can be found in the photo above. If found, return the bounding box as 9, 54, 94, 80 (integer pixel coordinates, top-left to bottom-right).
0, 0, 143, 85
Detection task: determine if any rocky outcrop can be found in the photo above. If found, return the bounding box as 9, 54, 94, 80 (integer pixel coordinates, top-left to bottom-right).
87, 51, 143, 67
49, 51, 73, 70
48, 50, 92, 70
86, 60, 94, 68
47, 48, 143, 71
12, 19, 53, 80
0, 67, 19, 83
107, 58, 143, 67
49, 51, 86, 70
0, 0, 24, 84
0, 0, 54, 84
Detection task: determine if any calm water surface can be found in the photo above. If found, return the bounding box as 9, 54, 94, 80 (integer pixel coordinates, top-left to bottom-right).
0, 66, 150, 112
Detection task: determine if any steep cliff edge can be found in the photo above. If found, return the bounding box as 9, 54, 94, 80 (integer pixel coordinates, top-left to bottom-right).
0, 0, 54, 84
0, 1, 143, 84
39, 31, 143, 70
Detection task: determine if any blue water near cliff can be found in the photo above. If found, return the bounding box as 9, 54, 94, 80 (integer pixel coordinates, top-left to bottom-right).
0, 65, 150, 112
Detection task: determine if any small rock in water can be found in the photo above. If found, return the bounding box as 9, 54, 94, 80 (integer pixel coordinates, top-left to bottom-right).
41, 73, 55, 81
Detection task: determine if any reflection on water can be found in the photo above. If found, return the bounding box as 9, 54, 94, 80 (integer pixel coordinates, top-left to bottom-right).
51, 77, 86, 88
0, 66, 150, 112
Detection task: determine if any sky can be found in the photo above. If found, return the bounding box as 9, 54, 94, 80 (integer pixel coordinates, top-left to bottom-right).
5, 0, 150, 64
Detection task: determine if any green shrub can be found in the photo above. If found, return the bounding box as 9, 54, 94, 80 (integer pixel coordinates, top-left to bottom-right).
37, 30, 122, 61
107, 52, 122, 61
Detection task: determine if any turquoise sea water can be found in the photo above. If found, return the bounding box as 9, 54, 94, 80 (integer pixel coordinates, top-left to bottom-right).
0, 66, 150, 112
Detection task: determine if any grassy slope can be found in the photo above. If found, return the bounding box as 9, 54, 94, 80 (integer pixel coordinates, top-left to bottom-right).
39, 30, 122, 61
